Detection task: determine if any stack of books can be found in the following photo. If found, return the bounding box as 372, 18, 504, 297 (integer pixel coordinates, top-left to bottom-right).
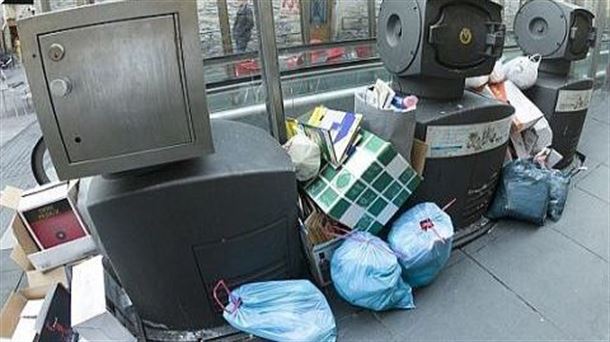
298, 106, 363, 168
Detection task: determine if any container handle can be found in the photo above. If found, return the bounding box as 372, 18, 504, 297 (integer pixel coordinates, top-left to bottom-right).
213, 280, 241, 314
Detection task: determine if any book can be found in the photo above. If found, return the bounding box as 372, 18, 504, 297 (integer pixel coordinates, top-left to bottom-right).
22, 199, 87, 249
304, 106, 363, 167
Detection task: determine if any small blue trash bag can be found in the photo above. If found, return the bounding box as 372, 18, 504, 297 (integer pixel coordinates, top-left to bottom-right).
388, 202, 454, 288
217, 280, 337, 342
330, 231, 415, 311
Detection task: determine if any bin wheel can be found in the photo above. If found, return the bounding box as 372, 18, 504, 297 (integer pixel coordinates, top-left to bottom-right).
31, 136, 51, 185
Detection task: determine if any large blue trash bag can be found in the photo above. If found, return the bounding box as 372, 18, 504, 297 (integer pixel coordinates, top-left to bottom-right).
487, 159, 573, 224
388, 202, 454, 288
217, 280, 337, 342
330, 231, 415, 311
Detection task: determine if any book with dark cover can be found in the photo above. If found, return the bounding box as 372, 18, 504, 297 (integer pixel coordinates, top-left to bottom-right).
23, 199, 86, 249
35, 283, 78, 342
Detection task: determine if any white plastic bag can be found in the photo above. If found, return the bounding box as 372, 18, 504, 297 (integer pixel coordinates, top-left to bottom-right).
489, 60, 506, 84
284, 134, 321, 181
465, 75, 489, 89
503, 55, 541, 90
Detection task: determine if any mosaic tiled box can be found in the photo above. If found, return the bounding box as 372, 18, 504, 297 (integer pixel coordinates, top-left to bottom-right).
305, 130, 422, 234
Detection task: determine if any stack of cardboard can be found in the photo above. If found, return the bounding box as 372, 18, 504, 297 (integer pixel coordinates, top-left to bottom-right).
0, 181, 136, 341
468, 62, 562, 168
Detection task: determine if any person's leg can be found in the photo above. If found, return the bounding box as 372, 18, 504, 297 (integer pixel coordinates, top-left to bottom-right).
235, 39, 247, 53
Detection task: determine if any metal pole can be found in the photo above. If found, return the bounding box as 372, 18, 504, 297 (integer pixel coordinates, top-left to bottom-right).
217, 0, 234, 54
39, 0, 51, 13
588, 0, 607, 83
300, 0, 311, 43
254, 0, 287, 143
367, 0, 376, 37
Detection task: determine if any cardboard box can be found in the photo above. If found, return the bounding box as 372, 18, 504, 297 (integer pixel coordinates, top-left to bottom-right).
304, 130, 421, 234
410, 139, 428, 176
300, 230, 342, 287
298, 212, 344, 287
522, 117, 553, 155
26, 267, 70, 289
0, 284, 76, 341
18, 181, 87, 250
71, 255, 136, 342
510, 131, 530, 159
505, 80, 544, 132
1, 182, 97, 271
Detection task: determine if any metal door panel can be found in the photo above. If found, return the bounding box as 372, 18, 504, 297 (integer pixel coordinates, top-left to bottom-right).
39, 15, 192, 162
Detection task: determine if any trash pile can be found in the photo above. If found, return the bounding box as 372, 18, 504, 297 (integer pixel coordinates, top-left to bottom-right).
464, 55, 584, 225
0, 182, 137, 341
281, 81, 455, 337
0, 71, 585, 341
467, 55, 561, 168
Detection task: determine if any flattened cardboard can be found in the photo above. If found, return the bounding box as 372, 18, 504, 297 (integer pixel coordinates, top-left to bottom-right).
0, 285, 49, 340
11, 213, 40, 255
27, 235, 96, 272
26, 267, 69, 288
72, 255, 136, 342
411, 139, 428, 176
10, 243, 34, 271
0, 186, 23, 210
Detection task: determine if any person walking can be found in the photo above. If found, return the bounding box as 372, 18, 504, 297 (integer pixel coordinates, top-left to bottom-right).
233, 0, 254, 53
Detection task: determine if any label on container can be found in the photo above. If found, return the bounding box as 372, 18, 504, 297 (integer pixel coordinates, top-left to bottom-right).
426, 116, 512, 158
555, 89, 593, 112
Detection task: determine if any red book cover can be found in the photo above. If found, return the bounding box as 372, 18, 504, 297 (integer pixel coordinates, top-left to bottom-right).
23, 199, 86, 249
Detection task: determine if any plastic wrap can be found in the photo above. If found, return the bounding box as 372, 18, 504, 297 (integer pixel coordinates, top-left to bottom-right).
331, 231, 414, 311
388, 203, 454, 288
217, 280, 336, 342
465, 75, 490, 89
284, 134, 321, 181
502, 55, 541, 90
545, 168, 571, 221
489, 60, 506, 84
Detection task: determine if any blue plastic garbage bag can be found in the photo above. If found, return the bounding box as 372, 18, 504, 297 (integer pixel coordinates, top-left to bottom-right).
330, 231, 415, 311
487, 159, 572, 224
545, 168, 571, 221
217, 280, 336, 342
388, 202, 454, 288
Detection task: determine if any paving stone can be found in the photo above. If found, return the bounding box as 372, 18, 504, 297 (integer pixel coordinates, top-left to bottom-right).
377, 250, 567, 341
468, 224, 609, 341
325, 286, 364, 321
576, 164, 610, 203
0, 269, 22, 307
461, 221, 519, 255
0, 115, 37, 147
589, 90, 609, 125
336, 310, 398, 342
0, 249, 21, 273
547, 188, 609, 261
570, 156, 604, 188
578, 116, 610, 165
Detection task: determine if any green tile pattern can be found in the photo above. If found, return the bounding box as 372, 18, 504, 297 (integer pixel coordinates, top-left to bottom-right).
305, 130, 421, 234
